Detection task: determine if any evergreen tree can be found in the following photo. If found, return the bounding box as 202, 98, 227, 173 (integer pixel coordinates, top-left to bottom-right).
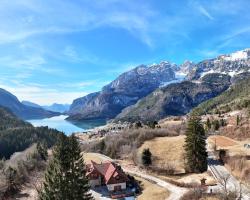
39, 133, 67, 200
212, 119, 220, 131
236, 115, 240, 126
135, 121, 142, 129
4, 167, 19, 195
67, 135, 92, 200
39, 134, 92, 200
37, 141, 48, 161
184, 115, 208, 173
142, 148, 152, 166
206, 118, 211, 130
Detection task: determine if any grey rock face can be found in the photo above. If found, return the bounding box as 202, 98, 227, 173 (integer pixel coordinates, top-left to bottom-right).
67, 62, 176, 120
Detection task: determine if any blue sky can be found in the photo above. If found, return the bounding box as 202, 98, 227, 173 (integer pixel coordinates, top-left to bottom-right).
0, 0, 250, 105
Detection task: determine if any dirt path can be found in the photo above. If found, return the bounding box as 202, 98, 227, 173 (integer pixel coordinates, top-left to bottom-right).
92, 153, 188, 200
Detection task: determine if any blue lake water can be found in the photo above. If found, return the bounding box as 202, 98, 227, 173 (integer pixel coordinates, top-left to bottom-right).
27, 115, 106, 135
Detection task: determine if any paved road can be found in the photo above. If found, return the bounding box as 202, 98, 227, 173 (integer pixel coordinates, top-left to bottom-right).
91, 153, 188, 200
207, 151, 250, 199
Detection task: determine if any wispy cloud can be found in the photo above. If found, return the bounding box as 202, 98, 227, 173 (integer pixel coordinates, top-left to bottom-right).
0, 54, 65, 76
198, 5, 214, 20
0, 80, 88, 105
0, 0, 157, 48
0, 0, 250, 105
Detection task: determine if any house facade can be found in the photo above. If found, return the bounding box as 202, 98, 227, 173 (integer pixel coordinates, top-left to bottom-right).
86, 160, 128, 192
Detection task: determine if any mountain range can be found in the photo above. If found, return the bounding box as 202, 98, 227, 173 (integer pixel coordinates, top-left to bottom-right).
22, 101, 70, 113
0, 89, 59, 120
1, 49, 249, 122
67, 62, 176, 120
68, 49, 250, 122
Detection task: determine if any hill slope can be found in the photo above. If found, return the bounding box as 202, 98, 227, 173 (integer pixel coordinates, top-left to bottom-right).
192, 77, 250, 115
0, 88, 59, 119
22, 100, 41, 108
0, 107, 31, 130
0, 106, 61, 159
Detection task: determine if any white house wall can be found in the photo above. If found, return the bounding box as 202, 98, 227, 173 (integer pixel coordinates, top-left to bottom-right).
107, 183, 126, 191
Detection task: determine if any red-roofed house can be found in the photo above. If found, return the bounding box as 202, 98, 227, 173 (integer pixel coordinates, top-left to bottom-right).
86, 160, 128, 192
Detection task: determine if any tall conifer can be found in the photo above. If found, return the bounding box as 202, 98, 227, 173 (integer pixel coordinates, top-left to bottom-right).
184, 115, 208, 173
39, 134, 92, 200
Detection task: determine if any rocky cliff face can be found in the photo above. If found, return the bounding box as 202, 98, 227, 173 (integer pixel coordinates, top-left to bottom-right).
67, 62, 176, 120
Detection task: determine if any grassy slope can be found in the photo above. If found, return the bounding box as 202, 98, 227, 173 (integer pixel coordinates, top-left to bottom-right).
137, 136, 185, 173
136, 176, 169, 200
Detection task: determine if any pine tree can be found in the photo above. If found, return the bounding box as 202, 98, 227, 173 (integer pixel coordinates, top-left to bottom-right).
39, 133, 92, 200
184, 115, 208, 173
236, 115, 240, 126
37, 141, 48, 161
142, 148, 152, 166
206, 118, 211, 130
67, 135, 92, 200
39, 133, 67, 200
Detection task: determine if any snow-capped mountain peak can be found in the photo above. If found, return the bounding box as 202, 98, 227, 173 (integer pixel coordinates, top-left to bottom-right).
220, 49, 250, 61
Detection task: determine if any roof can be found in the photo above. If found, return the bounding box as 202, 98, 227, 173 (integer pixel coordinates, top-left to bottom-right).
86, 160, 128, 184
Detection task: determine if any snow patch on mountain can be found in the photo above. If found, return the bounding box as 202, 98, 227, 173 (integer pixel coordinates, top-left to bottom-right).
200, 69, 248, 79
220, 49, 250, 61
160, 71, 187, 87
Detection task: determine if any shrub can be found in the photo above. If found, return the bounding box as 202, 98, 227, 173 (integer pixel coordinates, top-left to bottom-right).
141, 148, 152, 166
180, 188, 203, 200
82, 127, 181, 159
150, 162, 176, 175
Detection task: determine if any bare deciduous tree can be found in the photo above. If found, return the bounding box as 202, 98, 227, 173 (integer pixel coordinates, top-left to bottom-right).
218, 173, 230, 198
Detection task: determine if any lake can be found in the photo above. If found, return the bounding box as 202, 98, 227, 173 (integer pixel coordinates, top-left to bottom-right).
27, 115, 107, 135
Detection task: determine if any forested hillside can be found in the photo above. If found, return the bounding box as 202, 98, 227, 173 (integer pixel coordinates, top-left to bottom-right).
0, 107, 31, 130
193, 77, 250, 115
0, 107, 61, 159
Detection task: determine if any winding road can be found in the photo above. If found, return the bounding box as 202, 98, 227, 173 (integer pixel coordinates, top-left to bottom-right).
207, 148, 250, 199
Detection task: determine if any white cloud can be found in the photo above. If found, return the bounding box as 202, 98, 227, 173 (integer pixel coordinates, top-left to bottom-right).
63, 46, 80, 62
0, 55, 65, 76
0, 0, 157, 47
198, 5, 214, 20
0, 81, 88, 105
